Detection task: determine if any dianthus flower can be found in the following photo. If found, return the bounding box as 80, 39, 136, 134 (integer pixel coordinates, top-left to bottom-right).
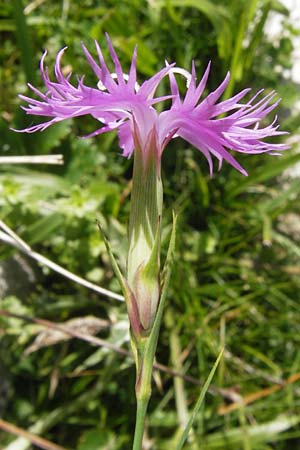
18, 33, 288, 176
16, 34, 289, 333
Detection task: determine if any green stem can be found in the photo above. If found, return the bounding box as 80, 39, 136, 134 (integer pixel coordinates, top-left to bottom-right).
126, 126, 177, 448
132, 336, 153, 450
132, 394, 150, 450
131, 214, 177, 450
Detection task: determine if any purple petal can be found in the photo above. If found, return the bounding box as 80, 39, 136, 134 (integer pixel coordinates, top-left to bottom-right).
105, 33, 126, 87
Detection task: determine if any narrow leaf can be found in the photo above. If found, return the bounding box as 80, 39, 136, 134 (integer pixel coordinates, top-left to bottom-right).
96, 219, 141, 337
142, 212, 177, 370
96, 219, 126, 291
149, 212, 177, 343
175, 347, 224, 450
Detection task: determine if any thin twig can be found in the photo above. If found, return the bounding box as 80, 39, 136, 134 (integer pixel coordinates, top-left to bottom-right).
0, 220, 124, 302
0, 309, 229, 398
0, 155, 63, 165
0, 419, 68, 450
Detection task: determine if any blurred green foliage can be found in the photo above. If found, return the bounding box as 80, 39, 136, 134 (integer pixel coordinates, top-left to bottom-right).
1, 0, 300, 449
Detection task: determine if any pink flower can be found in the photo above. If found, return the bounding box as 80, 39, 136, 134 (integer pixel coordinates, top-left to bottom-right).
16, 34, 289, 175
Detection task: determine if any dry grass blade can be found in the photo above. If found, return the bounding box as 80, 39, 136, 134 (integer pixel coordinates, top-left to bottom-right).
218, 372, 300, 415
0, 309, 129, 357
0, 155, 63, 164
24, 316, 110, 355
0, 418, 68, 450
0, 220, 124, 302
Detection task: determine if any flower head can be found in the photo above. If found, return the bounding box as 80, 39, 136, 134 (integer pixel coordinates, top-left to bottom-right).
16, 34, 288, 175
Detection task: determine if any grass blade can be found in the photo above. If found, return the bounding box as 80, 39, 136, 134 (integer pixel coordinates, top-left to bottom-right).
12, 0, 35, 83
175, 347, 224, 450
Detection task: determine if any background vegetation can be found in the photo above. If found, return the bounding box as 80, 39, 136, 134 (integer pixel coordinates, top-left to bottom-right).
1, 0, 300, 448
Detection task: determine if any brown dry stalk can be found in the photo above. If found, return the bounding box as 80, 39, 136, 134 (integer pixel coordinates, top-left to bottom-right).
0, 155, 63, 165
0, 418, 68, 450
218, 372, 300, 415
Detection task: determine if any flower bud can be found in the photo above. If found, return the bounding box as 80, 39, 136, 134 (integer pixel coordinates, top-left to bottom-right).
127, 127, 162, 334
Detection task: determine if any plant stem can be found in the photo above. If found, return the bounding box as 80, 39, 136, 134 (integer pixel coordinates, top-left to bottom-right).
132, 337, 153, 450
127, 136, 177, 448
131, 213, 177, 449
132, 395, 150, 450
128, 139, 163, 450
